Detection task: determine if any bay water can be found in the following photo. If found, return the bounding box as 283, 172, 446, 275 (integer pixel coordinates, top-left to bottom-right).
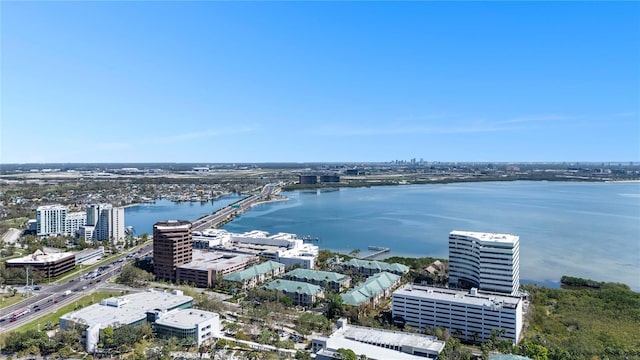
126, 182, 640, 290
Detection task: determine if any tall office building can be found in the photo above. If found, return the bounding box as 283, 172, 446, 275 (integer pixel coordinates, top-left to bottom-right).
36, 205, 67, 236
154, 220, 193, 282
449, 231, 520, 295
86, 204, 125, 243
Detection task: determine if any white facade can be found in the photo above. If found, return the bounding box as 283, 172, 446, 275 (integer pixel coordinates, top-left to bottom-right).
392, 285, 523, 345
449, 230, 520, 295
65, 212, 87, 236
36, 205, 67, 236
86, 204, 126, 243
155, 309, 220, 346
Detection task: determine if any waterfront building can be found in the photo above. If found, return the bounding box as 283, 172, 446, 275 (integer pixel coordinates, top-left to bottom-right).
153, 220, 193, 282
176, 250, 258, 288
36, 204, 67, 236
312, 318, 445, 360
392, 285, 523, 344
342, 258, 409, 277
282, 268, 351, 292
154, 308, 220, 346
5, 249, 75, 279
200, 229, 319, 269
60, 290, 193, 352
223, 260, 286, 290
341, 272, 401, 307
64, 211, 87, 236
449, 231, 520, 295
298, 174, 318, 184
86, 204, 125, 243
262, 279, 324, 307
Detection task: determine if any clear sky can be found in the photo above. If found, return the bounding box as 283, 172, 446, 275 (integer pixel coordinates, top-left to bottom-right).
1, 1, 639, 164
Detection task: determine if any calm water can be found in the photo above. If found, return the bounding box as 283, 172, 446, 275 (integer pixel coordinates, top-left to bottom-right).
123, 182, 640, 290
220, 182, 640, 290
125, 194, 246, 235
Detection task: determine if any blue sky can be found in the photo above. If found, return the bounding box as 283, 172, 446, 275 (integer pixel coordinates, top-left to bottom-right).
1, 1, 638, 163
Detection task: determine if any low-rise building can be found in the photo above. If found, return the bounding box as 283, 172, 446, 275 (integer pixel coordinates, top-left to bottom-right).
155, 308, 220, 346
342, 258, 409, 277
60, 290, 193, 352
223, 260, 286, 290
263, 279, 324, 307
392, 285, 523, 344
282, 268, 351, 292
341, 272, 401, 307
312, 318, 445, 360
177, 250, 258, 288
5, 249, 75, 279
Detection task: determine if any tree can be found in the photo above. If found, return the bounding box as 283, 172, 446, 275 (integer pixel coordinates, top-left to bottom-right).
325, 294, 344, 320
336, 348, 358, 360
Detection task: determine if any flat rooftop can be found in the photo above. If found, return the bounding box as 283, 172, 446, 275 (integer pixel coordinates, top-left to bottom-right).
393, 285, 521, 309
6, 250, 74, 264
450, 230, 519, 244
179, 250, 256, 271
155, 309, 219, 330
60, 290, 193, 329
343, 324, 445, 353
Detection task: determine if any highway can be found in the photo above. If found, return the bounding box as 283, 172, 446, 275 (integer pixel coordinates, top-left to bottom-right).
191, 184, 277, 232
0, 244, 152, 333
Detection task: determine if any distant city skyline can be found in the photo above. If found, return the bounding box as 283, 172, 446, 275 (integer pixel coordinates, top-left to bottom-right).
1, 2, 638, 163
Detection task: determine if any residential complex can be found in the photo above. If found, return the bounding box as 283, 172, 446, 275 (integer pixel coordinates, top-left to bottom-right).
282, 268, 351, 292
341, 272, 401, 307
263, 279, 324, 307
342, 258, 410, 277
392, 284, 523, 344
176, 250, 258, 288
449, 231, 520, 295
60, 290, 197, 352
153, 220, 193, 282
312, 318, 445, 360
223, 260, 286, 290
83, 203, 125, 243
36, 205, 86, 237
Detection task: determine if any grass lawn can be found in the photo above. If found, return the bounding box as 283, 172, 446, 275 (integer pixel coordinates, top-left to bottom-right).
0, 293, 31, 310
13, 291, 120, 333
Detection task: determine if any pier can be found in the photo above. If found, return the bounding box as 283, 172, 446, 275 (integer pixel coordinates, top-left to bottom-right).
360, 246, 390, 259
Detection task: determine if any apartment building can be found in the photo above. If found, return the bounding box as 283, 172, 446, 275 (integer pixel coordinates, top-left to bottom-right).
449, 230, 520, 295
392, 285, 523, 344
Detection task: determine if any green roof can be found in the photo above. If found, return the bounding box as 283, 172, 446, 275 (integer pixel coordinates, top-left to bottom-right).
283, 268, 349, 283
223, 260, 285, 282
341, 272, 401, 306
343, 259, 409, 273
263, 279, 323, 296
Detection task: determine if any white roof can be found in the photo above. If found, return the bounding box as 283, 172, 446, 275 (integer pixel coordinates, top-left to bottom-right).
6, 250, 74, 265
60, 290, 193, 329
450, 230, 519, 244
393, 284, 521, 309
155, 309, 219, 330
178, 250, 256, 271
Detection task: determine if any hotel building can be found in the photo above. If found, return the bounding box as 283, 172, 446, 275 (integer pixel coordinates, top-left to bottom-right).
449, 231, 520, 295
154, 220, 193, 282
86, 204, 125, 243
392, 285, 523, 344
36, 205, 86, 237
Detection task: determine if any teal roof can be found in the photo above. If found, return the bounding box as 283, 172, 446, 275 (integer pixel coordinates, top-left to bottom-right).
284, 268, 349, 283
223, 260, 285, 282
341, 272, 401, 306
344, 259, 409, 273
490, 355, 532, 360
263, 279, 323, 296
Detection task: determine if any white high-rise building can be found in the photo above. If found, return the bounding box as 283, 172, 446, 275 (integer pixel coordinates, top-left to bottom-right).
36, 205, 67, 236
449, 231, 520, 295
392, 285, 523, 345
64, 212, 87, 235
86, 204, 126, 243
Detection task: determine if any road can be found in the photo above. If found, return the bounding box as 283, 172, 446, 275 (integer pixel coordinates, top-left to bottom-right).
0, 244, 152, 333
191, 184, 277, 232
